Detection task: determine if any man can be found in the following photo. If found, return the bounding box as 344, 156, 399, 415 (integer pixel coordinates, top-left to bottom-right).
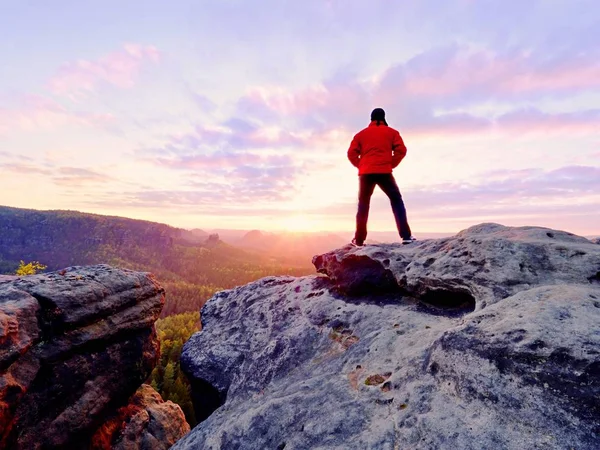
347, 108, 415, 246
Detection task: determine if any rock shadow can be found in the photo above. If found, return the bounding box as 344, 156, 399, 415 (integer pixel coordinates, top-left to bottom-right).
189, 377, 225, 423
414, 288, 476, 317
311, 275, 476, 317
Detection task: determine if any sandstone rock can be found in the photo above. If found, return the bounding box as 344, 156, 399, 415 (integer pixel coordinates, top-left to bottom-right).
0, 265, 169, 449
91, 384, 190, 450
313, 223, 600, 309
175, 224, 600, 449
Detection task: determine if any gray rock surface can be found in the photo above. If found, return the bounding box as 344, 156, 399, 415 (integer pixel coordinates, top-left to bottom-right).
176, 224, 600, 450
313, 223, 600, 309
0, 265, 188, 449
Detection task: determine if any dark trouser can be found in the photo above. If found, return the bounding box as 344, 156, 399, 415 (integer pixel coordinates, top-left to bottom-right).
355, 173, 411, 244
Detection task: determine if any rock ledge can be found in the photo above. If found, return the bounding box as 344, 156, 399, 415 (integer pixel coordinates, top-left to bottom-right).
176, 224, 600, 450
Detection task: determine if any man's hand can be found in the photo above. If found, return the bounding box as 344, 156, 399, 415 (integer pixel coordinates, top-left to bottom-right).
391, 132, 407, 168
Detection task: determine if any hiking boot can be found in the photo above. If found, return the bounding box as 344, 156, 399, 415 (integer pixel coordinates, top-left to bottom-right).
402, 236, 417, 245
351, 238, 364, 247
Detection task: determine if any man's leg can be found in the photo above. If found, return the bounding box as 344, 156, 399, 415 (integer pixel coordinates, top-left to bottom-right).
355, 175, 377, 244
377, 174, 412, 239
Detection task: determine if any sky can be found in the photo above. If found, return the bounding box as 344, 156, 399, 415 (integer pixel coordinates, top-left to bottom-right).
1, 0, 599, 235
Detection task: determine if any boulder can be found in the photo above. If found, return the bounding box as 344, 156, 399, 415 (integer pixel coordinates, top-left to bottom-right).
91, 384, 190, 450
175, 224, 600, 449
0, 265, 188, 449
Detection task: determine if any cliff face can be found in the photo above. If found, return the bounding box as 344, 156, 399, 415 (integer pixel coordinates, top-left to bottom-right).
176, 224, 600, 450
0, 265, 188, 449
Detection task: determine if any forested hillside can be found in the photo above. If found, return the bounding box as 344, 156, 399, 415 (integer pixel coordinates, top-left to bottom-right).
0, 206, 313, 316
0, 206, 317, 420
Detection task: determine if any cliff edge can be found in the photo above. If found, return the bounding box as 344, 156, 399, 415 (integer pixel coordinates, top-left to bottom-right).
176, 223, 600, 449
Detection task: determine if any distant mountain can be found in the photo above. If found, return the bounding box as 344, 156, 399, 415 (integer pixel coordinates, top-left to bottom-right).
186, 228, 209, 241
239, 230, 265, 246
0, 206, 312, 316
207, 229, 250, 243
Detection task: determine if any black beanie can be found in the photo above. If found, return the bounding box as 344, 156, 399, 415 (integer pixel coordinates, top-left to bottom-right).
370, 108, 387, 125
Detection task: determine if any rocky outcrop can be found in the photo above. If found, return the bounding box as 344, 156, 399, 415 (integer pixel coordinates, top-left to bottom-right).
0, 265, 188, 449
313, 223, 599, 309
91, 384, 190, 450
175, 224, 600, 449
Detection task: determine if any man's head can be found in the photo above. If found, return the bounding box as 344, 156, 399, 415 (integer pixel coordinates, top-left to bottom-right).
370, 108, 387, 126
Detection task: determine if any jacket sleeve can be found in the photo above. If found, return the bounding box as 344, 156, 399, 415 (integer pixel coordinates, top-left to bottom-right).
391, 131, 407, 168
347, 135, 361, 168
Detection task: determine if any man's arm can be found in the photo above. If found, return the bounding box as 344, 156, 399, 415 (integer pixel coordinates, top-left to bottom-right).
391, 131, 407, 168
347, 135, 361, 167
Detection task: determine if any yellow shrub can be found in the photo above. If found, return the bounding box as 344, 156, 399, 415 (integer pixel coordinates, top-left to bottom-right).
16, 260, 47, 276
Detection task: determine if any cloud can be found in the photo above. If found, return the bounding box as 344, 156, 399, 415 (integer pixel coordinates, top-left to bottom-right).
156, 151, 294, 171
89, 182, 294, 211
0, 151, 33, 162
138, 116, 313, 201
160, 151, 301, 201
139, 121, 306, 203
0, 95, 115, 134
1, 43, 159, 135
143, 119, 311, 160
47, 44, 160, 99
410, 165, 600, 207
53, 167, 113, 186
374, 45, 600, 104
235, 44, 600, 138
0, 163, 53, 176
1, 162, 113, 185
495, 108, 600, 134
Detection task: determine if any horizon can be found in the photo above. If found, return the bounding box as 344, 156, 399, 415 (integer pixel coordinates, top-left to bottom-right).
1, 1, 599, 235
2, 204, 599, 239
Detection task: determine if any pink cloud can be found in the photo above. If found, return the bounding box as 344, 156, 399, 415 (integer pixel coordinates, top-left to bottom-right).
0, 163, 53, 175
156, 151, 264, 170
53, 167, 113, 185
236, 45, 600, 140
496, 108, 600, 134
407, 108, 600, 138
378, 49, 600, 100
147, 121, 311, 159
0, 95, 114, 134
47, 44, 160, 98
244, 81, 368, 117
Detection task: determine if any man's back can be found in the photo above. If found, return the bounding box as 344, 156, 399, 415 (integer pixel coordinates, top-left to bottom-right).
347, 122, 407, 175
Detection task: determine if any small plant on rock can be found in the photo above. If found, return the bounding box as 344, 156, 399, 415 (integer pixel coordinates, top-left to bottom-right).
16, 260, 47, 276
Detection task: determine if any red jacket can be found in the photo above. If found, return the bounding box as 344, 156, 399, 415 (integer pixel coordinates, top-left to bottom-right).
347, 121, 407, 175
